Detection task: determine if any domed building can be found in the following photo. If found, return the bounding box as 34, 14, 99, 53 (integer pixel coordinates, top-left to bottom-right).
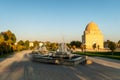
82, 22, 104, 49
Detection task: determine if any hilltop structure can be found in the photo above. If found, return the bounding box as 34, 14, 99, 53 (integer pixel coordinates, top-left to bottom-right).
82, 22, 104, 49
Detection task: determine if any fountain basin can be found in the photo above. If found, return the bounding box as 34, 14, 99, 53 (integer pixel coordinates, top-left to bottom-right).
31, 53, 87, 66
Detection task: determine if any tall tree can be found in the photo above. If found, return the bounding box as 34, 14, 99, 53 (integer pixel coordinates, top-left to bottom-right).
0, 30, 16, 54
108, 41, 116, 55
1, 30, 16, 45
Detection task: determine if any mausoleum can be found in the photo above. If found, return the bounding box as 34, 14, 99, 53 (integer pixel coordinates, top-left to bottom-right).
82, 22, 104, 49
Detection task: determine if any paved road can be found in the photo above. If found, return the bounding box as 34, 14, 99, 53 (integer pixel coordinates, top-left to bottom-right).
0, 50, 120, 80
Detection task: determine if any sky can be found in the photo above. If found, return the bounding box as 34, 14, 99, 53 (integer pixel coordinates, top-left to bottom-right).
0, 0, 120, 42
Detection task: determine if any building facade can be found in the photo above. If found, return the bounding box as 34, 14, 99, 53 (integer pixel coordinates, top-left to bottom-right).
82, 22, 104, 49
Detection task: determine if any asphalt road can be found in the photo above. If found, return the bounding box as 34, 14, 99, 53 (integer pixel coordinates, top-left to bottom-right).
0, 50, 120, 80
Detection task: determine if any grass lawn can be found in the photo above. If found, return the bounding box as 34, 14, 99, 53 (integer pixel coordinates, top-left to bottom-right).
74, 52, 120, 60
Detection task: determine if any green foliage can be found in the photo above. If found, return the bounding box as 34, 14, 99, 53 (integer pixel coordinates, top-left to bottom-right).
17, 40, 24, 46
117, 40, 120, 48
1, 30, 16, 45
0, 30, 16, 56
108, 41, 116, 52
104, 40, 110, 48
33, 41, 39, 48
16, 45, 25, 51
16, 40, 30, 51
46, 42, 58, 51
0, 41, 13, 55
70, 41, 82, 48
50, 43, 58, 51
0, 34, 4, 43
66, 43, 71, 49
24, 40, 29, 49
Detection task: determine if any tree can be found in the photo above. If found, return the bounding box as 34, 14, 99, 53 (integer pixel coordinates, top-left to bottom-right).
1, 30, 16, 45
16, 45, 24, 51
70, 41, 82, 48
108, 41, 116, 55
33, 41, 39, 48
72, 45, 76, 50
66, 43, 71, 49
118, 40, 120, 44
24, 40, 29, 49
0, 41, 13, 55
17, 40, 25, 51
18, 40, 24, 46
45, 41, 51, 50
0, 30, 16, 54
45, 42, 58, 51
117, 40, 120, 48
80, 44, 86, 52
49, 43, 58, 51
0, 34, 4, 43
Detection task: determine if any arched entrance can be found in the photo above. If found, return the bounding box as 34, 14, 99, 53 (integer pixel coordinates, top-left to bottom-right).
92, 42, 96, 49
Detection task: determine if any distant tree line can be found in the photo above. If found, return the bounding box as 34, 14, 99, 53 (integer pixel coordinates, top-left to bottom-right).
69, 40, 119, 53
16, 39, 119, 54
0, 30, 119, 56
16, 40, 59, 51
15, 40, 30, 51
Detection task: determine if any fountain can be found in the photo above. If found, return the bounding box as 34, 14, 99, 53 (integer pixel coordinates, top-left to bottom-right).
31, 43, 87, 66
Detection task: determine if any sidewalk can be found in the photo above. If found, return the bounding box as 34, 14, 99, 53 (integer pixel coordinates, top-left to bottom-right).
88, 57, 120, 69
